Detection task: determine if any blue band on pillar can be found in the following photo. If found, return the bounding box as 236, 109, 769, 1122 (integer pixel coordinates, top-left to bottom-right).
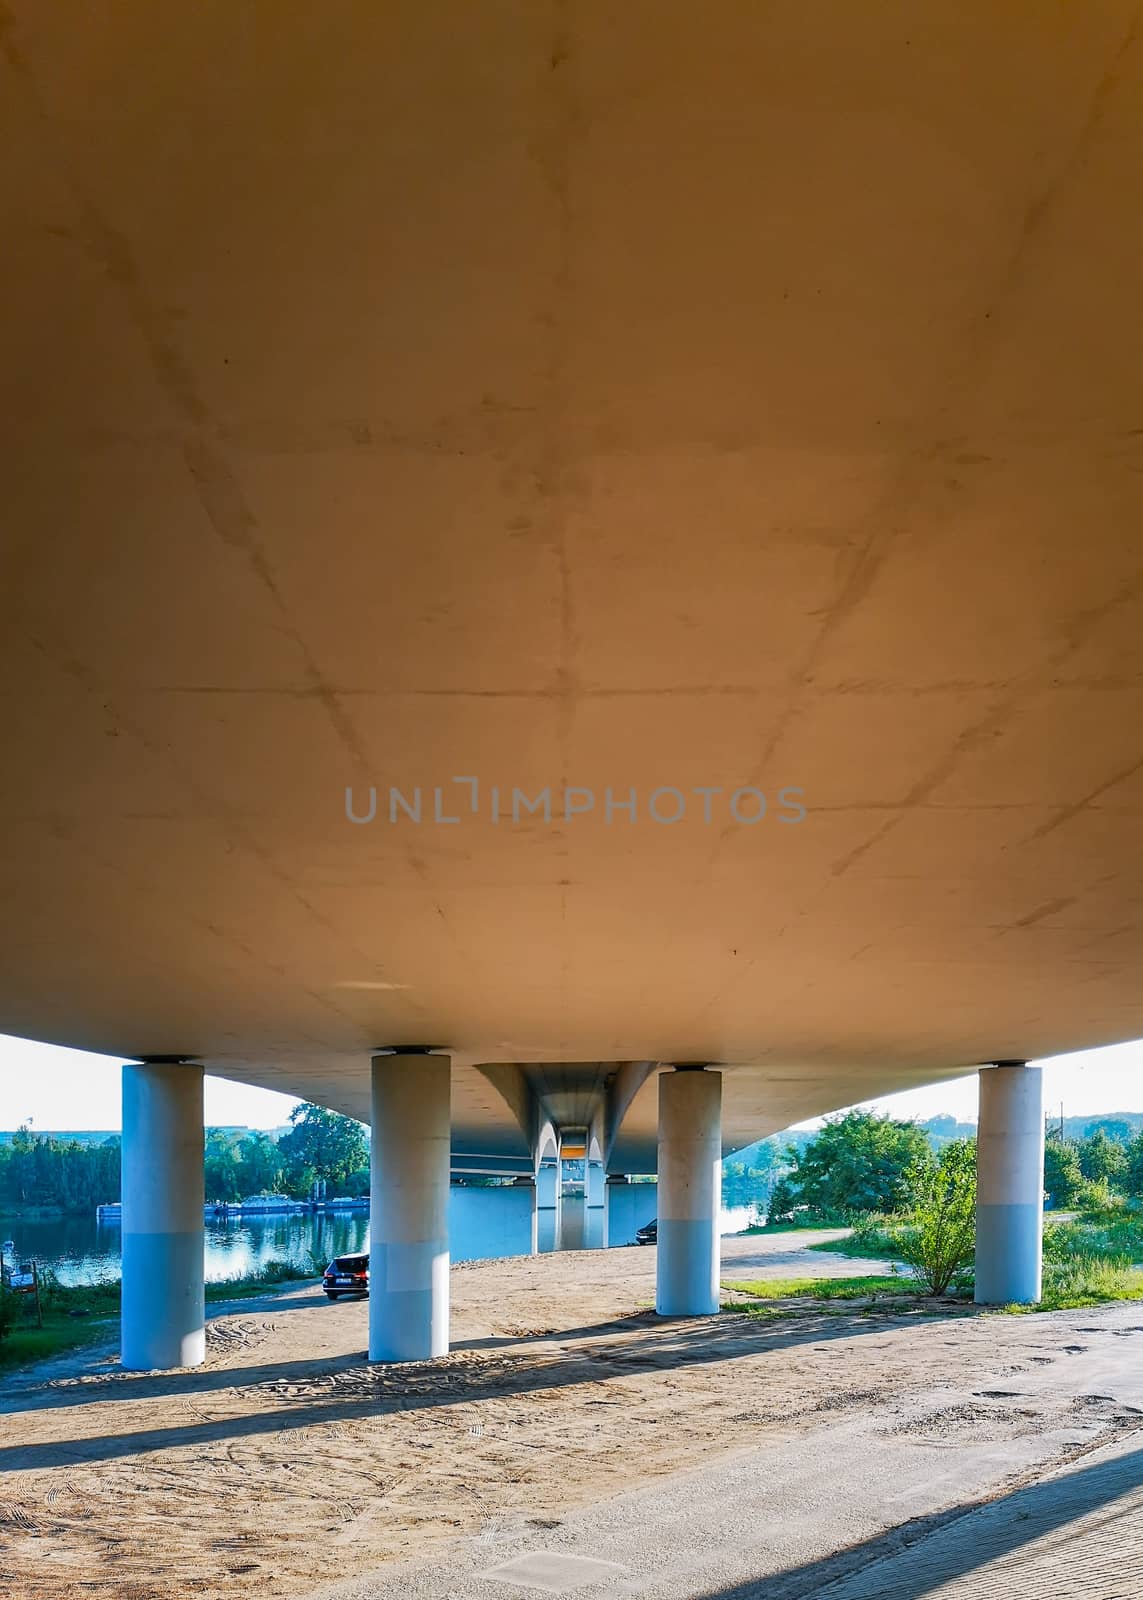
656, 1218, 718, 1315
974, 1202, 1042, 1304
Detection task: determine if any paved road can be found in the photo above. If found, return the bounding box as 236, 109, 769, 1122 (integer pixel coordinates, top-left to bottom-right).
808, 1431, 1141, 1599
311, 1302, 1143, 1600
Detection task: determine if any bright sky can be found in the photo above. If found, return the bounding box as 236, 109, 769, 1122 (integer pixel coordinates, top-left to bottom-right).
798, 1038, 1143, 1129
0, 1036, 300, 1132
0, 1032, 1141, 1135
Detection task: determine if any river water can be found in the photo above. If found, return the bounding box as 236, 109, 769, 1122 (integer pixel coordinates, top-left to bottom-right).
0, 1196, 763, 1287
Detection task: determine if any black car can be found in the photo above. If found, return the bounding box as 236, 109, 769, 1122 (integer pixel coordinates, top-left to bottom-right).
635, 1219, 657, 1245
322, 1252, 369, 1298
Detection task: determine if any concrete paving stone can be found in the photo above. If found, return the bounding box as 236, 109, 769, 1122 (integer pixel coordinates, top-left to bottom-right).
481, 1551, 630, 1593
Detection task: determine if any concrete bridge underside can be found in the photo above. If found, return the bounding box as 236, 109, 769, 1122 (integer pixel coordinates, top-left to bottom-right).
1, 4, 1142, 1360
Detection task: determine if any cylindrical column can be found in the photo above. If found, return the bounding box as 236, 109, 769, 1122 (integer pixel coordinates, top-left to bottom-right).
604, 1174, 658, 1246
975, 1061, 1044, 1305
369, 1052, 451, 1361
656, 1067, 722, 1315
535, 1161, 560, 1253
121, 1061, 205, 1370
585, 1159, 606, 1249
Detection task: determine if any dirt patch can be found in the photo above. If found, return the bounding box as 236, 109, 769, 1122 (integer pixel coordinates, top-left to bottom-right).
0, 1233, 1139, 1599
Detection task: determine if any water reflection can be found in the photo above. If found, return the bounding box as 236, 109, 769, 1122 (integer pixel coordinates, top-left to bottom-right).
0, 1211, 368, 1287
0, 1194, 764, 1287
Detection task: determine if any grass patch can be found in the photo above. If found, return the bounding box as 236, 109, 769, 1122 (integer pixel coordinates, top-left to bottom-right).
1018, 1257, 1143, 1313
723, 1274, 913, 1301
0, 1277, 119, 1375
1043, 1215, 1143, 1264
807, 1218, 906, 1260
0, 1315, 117, 1374
1030, 1216, 1143, 1309
1, 1259, 314, 1374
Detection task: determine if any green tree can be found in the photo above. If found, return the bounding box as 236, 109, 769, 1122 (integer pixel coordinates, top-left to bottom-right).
1125, 1132, 1143, 1201
723, 1138, 788, 1213
237, 1132, 284, 1195
343, 1160, 371, 1198
896, 1138, 976, 1295
735, 1138, 785, 1182
765, 1175, 800, 1225
779, 1110, 932, 1219
0, 1127, 121, 1214
4, 1125, 36, 1204
203, 1131, 242, 1203
1078, 1129, 1128, 1190
1044, 1136, 1084, 1208
277, 1104, 368, 1197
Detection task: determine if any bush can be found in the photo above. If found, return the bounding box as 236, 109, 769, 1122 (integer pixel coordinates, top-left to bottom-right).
1074, 1185, 1131, 1222
848, 1216, 906, 1257
894, 1138, 976, 1295
803, 1206, 855, 1228
35, 1264, 64, 1302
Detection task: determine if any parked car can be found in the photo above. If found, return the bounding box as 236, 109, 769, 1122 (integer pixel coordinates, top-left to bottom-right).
322, 1252, 369, 1298
635, 1219, 657, 1245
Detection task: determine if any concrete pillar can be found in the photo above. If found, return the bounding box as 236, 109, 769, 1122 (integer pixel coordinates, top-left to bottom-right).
558, 1188, 586, 1249
536, 1160, 560, 1252
369, 1051, 451, 1361
121, 1060, 205, 1370
585, 1160, 606, 1248
656, 1066, 722, 1315
975, 1061, 1044, 1305
604, 1175, 658, 1245
529, 1178, 539, 1255
448, 1180, 535, 1262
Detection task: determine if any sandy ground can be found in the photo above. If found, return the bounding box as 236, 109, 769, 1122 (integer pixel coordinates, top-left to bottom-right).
1, 1233, 1141, 1599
